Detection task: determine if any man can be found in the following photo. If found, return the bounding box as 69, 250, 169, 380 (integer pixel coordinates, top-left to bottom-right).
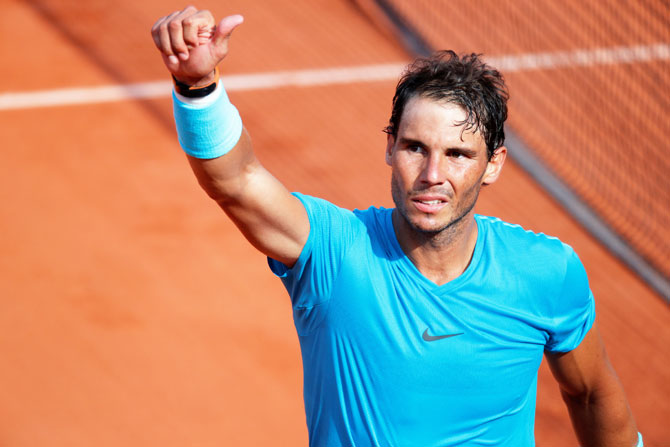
151, 6, 642, 446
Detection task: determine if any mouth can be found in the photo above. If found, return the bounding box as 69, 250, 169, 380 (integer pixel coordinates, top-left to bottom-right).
417, 199, 443, 205
411, 196, 449, 213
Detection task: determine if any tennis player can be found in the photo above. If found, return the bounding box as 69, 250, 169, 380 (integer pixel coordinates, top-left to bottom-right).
152, 6, 642, 446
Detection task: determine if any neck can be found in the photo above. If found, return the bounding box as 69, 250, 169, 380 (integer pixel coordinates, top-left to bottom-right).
391, 210, 479, 286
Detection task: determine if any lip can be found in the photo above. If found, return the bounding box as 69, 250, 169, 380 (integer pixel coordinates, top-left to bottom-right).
411, 195, 449, 214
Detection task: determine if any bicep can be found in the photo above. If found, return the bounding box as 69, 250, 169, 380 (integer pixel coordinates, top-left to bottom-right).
222, 168, 308, 267
187, 129, 309, 267
545, 324, 617, 398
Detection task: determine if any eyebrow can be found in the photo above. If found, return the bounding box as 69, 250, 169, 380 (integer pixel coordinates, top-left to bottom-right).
398, 137, 479, 157
397, 137, 426, 147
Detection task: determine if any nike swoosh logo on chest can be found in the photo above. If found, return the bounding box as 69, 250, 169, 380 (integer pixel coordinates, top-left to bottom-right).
422, 329, 464, 342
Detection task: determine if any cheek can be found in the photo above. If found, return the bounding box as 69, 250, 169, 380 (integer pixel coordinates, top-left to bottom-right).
391, 164, 408, 187
455, 164, 488, 188
390, 172, 403, 208
456, 173, 485, 203
392, 157, 422, 187
391, 171, 404, 193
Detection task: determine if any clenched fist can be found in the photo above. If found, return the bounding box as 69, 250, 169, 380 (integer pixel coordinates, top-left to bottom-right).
151, 6, 243, 86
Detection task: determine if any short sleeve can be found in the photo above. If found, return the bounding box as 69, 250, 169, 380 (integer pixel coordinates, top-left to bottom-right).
267, 193, 360, 334
545, 248, 596, 353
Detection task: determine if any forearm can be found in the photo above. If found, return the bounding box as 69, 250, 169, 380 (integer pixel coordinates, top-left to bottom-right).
547, 326, 641, 447
176, 77, 309, 265
187, 129, 308, 265
186, 128, 258, 203
153, 7, 307, 265
172, 71, 260, 204
562, 382, 638, 447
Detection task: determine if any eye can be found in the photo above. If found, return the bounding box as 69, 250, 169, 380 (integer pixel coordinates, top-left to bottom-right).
446, 149, 472, 159
406, 144, 426, 155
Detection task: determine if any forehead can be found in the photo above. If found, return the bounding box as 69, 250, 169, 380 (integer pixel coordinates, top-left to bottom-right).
398, 96, 485, 149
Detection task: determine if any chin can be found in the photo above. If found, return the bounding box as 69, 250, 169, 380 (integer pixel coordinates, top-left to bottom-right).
407, 214, 452, 234
407, 203, 476, 235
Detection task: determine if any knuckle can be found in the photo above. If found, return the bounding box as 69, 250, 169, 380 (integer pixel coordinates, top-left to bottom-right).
152, 17, 166, 32
167, 20, 181, 31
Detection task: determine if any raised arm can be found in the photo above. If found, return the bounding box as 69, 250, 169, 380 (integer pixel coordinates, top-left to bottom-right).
151, 6, 308, 266
545, 324, 641, 447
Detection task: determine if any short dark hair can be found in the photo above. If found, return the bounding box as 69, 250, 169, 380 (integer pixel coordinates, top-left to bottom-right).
384, 51, 509, 159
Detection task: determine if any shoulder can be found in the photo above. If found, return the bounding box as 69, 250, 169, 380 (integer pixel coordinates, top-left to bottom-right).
477, 214, 575, 260
475, 216, 594, 341
293, 192, 350, 218
353, 204, 392, 227
293, 193, 387, 232
475, 215, 585, 288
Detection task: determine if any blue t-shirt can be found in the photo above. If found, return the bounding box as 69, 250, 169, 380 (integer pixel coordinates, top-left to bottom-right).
269, 194, 595, 447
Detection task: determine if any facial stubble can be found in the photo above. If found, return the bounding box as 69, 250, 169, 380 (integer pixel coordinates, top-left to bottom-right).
390, 171, 483, 244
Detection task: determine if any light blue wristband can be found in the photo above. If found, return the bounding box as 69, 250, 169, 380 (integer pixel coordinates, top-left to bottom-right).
579, 432, 642, 447
172, 81, 243, 159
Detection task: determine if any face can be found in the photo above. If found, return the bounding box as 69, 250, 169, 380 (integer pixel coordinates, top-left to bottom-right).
386, 96, 506, 237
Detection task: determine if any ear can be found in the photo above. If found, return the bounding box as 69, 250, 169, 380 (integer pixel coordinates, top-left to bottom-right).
482, 146, 507, 185
385, 134, 395, 166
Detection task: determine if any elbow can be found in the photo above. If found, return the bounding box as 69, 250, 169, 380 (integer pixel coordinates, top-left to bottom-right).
559, 386, 593, 409
559, 371, 630, 415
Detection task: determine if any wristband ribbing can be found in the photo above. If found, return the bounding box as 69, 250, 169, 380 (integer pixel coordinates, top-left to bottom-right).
172, 80, 243, 159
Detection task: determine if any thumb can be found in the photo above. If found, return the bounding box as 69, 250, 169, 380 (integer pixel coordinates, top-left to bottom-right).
212, 14, 244, 49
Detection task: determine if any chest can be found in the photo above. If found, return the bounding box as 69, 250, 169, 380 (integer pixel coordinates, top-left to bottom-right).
318, 250, 548, 396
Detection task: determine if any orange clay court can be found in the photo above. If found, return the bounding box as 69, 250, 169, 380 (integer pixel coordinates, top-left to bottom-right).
0, 0, 668, 445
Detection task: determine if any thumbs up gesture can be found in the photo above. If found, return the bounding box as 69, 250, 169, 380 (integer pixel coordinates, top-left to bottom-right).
151, 6, 243, 86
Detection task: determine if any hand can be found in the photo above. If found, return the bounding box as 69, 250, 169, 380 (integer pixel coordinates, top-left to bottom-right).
151, 6, 243, 86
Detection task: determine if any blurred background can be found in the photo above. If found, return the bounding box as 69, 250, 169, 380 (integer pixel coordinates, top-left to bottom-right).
1, 0, 668, 445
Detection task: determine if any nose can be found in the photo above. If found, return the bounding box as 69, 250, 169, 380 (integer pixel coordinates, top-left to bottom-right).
421, 153, 446, 185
